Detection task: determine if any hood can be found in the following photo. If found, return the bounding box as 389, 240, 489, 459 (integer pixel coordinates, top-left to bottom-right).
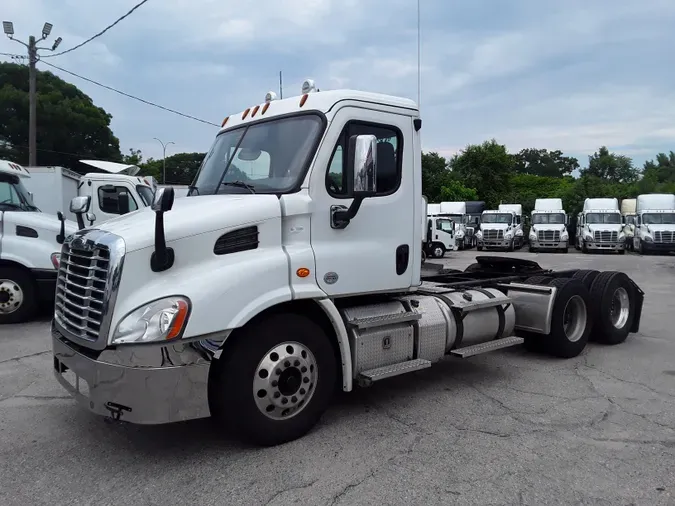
480, 223, 509, 230
644, 223, 675, 233
587, 224, 623, 233
3, 211, 78, 236
96, 194, 282, 253
531, 224, 566, 232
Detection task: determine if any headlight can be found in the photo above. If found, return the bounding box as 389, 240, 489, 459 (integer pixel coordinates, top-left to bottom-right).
584, 233, 593, 241
504, 231, 513, 240
561, 231, 569, 240
618, 232, 625, 240
112, 296, 191, 345
643, 234, 653, 242
529, 232, 537, 241
515, 229, 523, 236
456, 230, 464, 238
476, 230, 483, 238
51, 253, 61, 269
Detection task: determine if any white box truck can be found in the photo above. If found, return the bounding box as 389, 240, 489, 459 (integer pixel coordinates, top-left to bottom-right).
424, 203, 457, 257
476, 204, 523, 251
576, 198, 625, 254
528, 198, 569, 253
23, 160, 155, 225
50, 82, 644, 446
633, 193, 675, 255
0, 160, 78, 323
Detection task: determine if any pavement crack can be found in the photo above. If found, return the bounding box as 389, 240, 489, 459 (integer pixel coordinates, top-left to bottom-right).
265, 478, 319, 505
0, 350, 50, 365
328, 469, 376, 506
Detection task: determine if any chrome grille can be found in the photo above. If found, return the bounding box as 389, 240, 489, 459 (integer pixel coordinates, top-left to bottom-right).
594, 231, 618, 243
654, 231, 675, 243
537, 230, 561, 242
55, 243, 109, 341
483, 229, 503, 240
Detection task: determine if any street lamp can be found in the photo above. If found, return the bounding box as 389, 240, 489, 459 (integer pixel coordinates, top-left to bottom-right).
153, 138, 175, 184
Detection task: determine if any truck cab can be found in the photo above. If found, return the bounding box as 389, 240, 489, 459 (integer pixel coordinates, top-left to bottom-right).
463, 200, 485, 248
577, 198, 625, 254
50, 83, 645, 447
424, 203, 456, 258
0, 160, 78, 323
476, 208, 521, 251
633, 193, 675, 255
528, 198, 569, 253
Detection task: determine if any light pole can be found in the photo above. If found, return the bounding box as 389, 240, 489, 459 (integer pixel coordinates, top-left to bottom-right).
153, 138, 174, 184
3, 20, 62, 166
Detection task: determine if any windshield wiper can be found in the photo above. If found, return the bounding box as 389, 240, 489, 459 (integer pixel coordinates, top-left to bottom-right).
220, 180, 256, 194
187, 185, 200, 196
0, 202, 25, 211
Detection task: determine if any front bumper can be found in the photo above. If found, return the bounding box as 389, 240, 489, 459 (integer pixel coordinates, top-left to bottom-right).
478, 239, 512, 249
52, 323, 213, 424
584, 241, 625, 251
643, 241, 675, 252
530, 239, 568, 250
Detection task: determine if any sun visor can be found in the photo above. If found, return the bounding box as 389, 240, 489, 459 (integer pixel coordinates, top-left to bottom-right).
79, 159, 140, 176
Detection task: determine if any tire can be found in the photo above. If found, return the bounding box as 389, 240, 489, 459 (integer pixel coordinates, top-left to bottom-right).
561, 247, 568, 254
588, 271, 636, 345
524, 275, 553, 285
0, 267, 37, 324
477, 246, 483, 251
209, 313, 337, 446
618, 249, 625, 255
457, 239, 464, 251
507, 240, 515, 252
638, 240, 646, 255
582, 241, 588, 254
421, 249, 426, 265
432, 243, 445, 258
542, 278, 592, 358
572, 269, 599, 290
529, 247, 536, 253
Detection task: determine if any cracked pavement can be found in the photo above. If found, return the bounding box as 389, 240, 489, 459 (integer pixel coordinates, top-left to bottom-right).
1, 250, 674, 505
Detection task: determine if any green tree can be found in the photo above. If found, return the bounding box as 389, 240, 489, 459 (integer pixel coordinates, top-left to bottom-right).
513, 148, 579, 178
450, 139, 514, 208
0, 62, 122, 167
139, 152, 206, 185
503, 173, 575, 216
439, 180, 478, 201
581, 146, 639, 183
421, 152, 454, 202
121, 148, 143, 166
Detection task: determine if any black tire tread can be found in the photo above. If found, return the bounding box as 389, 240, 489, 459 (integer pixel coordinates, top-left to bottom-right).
588, 271, 636, 345
0, 267, 36, 324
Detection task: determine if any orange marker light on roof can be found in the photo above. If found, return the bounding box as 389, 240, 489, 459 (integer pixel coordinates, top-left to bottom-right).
221, 116, 229, 127
299, 94, 309, 107
251, 105, 260, 117
242, 108, 251, 120
296, 267, 310, 278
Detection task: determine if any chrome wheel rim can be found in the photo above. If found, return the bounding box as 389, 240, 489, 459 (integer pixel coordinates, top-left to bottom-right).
433, 247, 443, 257
0, 279, 24, 315
563, 295, 586, 343
253, 341, 318, 420
610, 287, 630, 329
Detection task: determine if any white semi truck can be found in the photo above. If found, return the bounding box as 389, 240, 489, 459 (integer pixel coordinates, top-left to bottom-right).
50, 83, 645, 446
633, 193, 675, 255
23, 160, 155, 225
476, 204, 523, 251
0, 160, 78, 323
424, 203, 457, 258
576, 198, 625, 254
528, 198, 569, 253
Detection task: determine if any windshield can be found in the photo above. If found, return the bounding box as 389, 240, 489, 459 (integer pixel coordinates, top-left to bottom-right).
0, 174, 39, 211
642, 213, 675, 225
586, 212, 621, 224
435, 218, 454, 232
190, 114, 324, 195
532, 213, 565, 225
481, 213, 512, 224
136, 185, 154, 206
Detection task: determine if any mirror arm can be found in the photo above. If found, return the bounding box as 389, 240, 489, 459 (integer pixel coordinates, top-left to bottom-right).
56, 212, 65, 244
150, 211, 174, 272
75, 212, 85, 230
330, 196, 365, 229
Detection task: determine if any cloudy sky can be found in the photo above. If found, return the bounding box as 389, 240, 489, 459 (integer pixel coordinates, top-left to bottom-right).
2, 0, 675, 168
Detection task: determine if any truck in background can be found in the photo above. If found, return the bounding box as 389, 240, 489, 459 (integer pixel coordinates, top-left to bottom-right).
633, 193, 675, 255
576, 198, 625, 254
23, 160, 154, 226
475, 206, 520, 251
464, 200, 485, 248
498, 204, 524, 248
621, 198, 637, 250
425, 203, 457, 257
429, 201, 468, 249
0, 160, 78, 323
528, 198, 569, 253
50, 83, 644, 446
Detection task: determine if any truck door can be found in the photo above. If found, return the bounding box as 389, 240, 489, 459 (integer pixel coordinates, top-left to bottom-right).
310, 106, 415, 296
88, 181, 139, 223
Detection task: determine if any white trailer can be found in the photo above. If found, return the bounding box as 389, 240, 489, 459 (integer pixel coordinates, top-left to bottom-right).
528, 198, 569, 253
0, 160, 78, 323
51, 82, 645, 446
576, 198, 625, 253
424, 203, 457, 257
23, 160, 155, 226
633, 193, 675, 255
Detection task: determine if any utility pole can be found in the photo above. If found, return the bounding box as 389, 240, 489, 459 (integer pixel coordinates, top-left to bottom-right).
153, 138, 175, 184
3, 21, 62, 166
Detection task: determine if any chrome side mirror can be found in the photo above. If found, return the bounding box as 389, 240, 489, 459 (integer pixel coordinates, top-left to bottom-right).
350, 134, 378, 196
69, 195, 91, 214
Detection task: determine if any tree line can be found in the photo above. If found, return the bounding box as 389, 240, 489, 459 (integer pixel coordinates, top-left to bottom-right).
1, 62, 673, 214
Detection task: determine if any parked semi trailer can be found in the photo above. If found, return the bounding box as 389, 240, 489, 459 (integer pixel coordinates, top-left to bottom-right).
51, 82, 645, 446
576, 198, 625, 254
633, 193, 675, 254
529, 198, 569, 253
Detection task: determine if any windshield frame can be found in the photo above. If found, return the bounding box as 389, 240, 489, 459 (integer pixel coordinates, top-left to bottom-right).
481, 213, 513, 224
586, 212, 622, 225
189, 110, 328, 197
642, 212, 675, 225
531, 212, 566, 225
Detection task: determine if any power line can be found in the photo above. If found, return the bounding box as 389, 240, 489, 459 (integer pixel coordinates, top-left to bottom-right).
42, 0, 151, 59
40, 60, 220, 127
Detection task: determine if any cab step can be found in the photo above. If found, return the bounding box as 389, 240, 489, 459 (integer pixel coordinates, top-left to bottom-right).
357, 358, 431, 386
450, 336, 524, 358
347, 312, 421, 330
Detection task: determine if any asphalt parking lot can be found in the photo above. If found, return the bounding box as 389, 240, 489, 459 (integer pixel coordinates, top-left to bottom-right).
1, 249, 674, 506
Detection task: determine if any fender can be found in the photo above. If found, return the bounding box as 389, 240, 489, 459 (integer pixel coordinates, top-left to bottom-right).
316, 298, 353, 392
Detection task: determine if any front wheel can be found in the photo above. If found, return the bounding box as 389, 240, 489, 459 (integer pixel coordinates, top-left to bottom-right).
0, 267, 37, 324
209, 313, 337, 446
432, 243, 445, 258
